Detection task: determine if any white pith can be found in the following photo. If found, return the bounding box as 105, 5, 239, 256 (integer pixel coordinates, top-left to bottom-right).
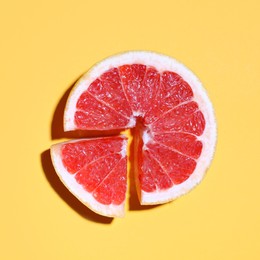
142, 129, 152, 147
62, 51, 217, 207
50, 137, 127, 218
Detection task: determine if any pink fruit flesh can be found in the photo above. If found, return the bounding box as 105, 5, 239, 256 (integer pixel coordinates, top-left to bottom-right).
61, 137, 126, 205
70, 64, 206, 199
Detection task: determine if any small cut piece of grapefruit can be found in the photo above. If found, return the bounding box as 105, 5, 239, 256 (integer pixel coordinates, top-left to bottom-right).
50, 136, 127, 217
57, 51, 216, 214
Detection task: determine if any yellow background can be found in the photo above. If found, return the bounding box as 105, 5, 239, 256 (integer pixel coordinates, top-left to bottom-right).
1, 0, 260, 259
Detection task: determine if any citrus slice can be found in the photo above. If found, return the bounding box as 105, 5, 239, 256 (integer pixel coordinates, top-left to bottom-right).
52, 51, 216, 216
50, 136, 127, 217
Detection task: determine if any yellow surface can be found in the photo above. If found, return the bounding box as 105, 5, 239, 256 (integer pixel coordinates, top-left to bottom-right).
1, 0, 260, 259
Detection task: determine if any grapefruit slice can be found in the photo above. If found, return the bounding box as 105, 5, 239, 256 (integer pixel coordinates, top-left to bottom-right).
52, 51, 216, 217
50, 136, 127, 217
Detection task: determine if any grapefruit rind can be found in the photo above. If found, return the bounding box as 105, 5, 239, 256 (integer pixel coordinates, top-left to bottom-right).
50, 138, 127, 218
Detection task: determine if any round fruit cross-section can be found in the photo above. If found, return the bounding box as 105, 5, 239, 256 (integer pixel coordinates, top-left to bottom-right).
63, 51, 216, 206
51, 51, 216, 217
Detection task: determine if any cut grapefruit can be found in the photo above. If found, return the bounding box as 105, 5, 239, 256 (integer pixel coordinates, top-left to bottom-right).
51, 136, 127, 217
51, 51, 216, 217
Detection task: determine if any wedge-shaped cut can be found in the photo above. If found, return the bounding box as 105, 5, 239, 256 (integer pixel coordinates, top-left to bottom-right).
51, 136, 127, 218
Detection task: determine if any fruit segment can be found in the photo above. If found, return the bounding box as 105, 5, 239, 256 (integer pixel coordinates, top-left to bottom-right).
119, 65, 161, 117
152, 132, 203, 159
150, 101, 206, 135
61, 137, 124, 173
146, 142, 197, 185
92, 158, 127, 205
138, 149, 173, 192
144, 71, 194, 124
75, 91, 131, 130
119, 64, 147, 115
51, 136, 127, 217
141, 67, 161, 116
75, 153, 122, 194
87, 68, 132, 118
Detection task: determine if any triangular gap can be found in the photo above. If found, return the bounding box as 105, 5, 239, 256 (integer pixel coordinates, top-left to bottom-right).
126, 119, 162, 211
